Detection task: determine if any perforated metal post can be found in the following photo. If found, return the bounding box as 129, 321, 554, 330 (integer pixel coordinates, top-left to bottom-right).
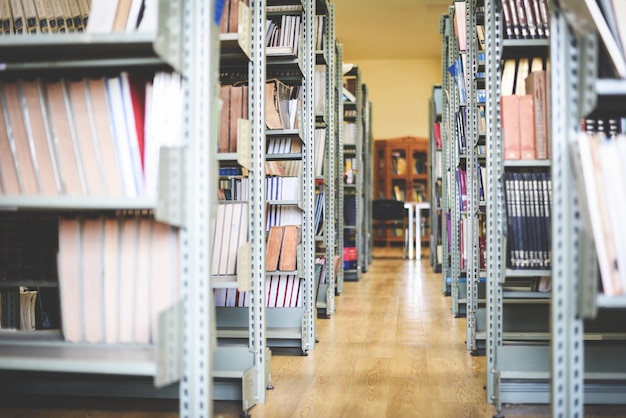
248, 0, 268, 403
179, 0, 217, 415
485, 0, 505, 408
550, 7, 584, 418
440, 13, 451, 295
336, 43, 345, 295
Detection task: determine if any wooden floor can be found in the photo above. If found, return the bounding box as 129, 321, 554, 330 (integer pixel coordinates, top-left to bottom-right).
1, 246, 625, 417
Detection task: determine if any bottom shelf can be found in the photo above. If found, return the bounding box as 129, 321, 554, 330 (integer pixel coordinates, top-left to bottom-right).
497, 345, 626, 404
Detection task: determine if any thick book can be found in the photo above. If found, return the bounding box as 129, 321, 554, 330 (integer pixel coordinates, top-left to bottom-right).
219, 85, 230, 153
525, 71, 549, 159
518, 94, 536, 160
278, 224, 300, 271
20, 80, 60, 195
266, 225, 284, 272
3, 81, 40, 195
500, 95, 521, 160
86, 0, 118, 33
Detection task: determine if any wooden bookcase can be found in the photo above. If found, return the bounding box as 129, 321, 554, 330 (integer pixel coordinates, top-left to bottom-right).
374, 136, 429, 246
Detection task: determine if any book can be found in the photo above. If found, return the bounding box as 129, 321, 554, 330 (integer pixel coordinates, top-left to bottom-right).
278, 225, 300, 271
518, 95, 536, 159
2, 81, 40, 195
66, 79, 106, 196
112, 0, 132, 31
266, 225, 284, 271
86, 0, 118, 33
19, 80, 60, 195
500, 95, 521, 160
82, 217, 104, 343
454, 1, 466, 51
9, 0, 24, 33
33, 0, 50, 33
46, 80, 86, 195
58, 216, 82, 342
86, 78, 124, 196
525, 70, 549, 159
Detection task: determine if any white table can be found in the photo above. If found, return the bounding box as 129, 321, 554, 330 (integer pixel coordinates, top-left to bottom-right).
404, 201, 430, 260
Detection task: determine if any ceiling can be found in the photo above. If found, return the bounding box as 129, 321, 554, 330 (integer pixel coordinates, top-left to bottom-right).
333, 0, 451, 61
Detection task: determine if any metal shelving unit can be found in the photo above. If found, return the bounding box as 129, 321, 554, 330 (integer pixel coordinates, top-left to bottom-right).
440, 12, 453, 296
0, 1, 217, 416
484, 0, 553, 412
362, 84, 373, 271
335, 42, 345, 295
342, 66, 363, 282
551, 0, 626, 416
429, 85, 443, 273
315, 1, 336, 318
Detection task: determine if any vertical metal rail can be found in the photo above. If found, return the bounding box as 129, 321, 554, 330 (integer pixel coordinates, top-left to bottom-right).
325, 1, 336, 315
302, 0, 316, 351
466, 0, 479, 351
180, 0, 217, 415
485, 0, 504, 409
336, 43, 345, 295
248, 0, 267, 403
355, 67, 363, 281
440, 13, 451, 295
550, 5, 584, 417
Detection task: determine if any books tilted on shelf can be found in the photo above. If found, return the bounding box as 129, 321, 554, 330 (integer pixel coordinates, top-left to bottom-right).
265, 78, 296, 130
571, 130, 626, 296
57, 214, 180, 344
211, 201, 249, 276
314, 128, 325, 177
214, 275, 303, 308
0, 72, 182, 199
454, 0, 466, 51
219, 83, 248, 153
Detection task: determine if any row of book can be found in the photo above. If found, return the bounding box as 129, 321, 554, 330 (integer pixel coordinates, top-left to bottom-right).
0, 72, 183, 198
0, 287, 38, 331
219, 84, 248, 153
498, 0, 550, 40
458, 214, 486, 271
572, 126, 626, 296
503, 171, 552, 270
266, 13, 301, 57
214, 275, 303, 308
220, 174, 300, 201
266, 224, 300, 272
219, 0, 248, 35
0, 0, 158, 35
500, 57, 550, 160
57, 214, 179, 344
455, 164, 487, 212
212, 202, 248, 277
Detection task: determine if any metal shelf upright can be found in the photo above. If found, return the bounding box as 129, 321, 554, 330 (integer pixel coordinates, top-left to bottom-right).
0, 1, 218, 416
429, 85, 443, 273
335, 42, 345, 294
551, 1, 626, 416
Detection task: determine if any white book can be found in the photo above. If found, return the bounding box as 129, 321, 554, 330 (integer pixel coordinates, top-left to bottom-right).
212, 204, 226, 275
105, 76, 138, 197
85, 0, 118, 33
219, 203, 234, 275
82, 218, 104, 344
225, 202, 242, 275
118, 217, 138, 343
137, 0, 159, 32
133, 217, 152, 344
119, 72, 145, 196
103, 218, 120, 344
58, 217, 83, 342
214, 289, 227, 307
276, 276, 288, 307
125, 0, 143, 31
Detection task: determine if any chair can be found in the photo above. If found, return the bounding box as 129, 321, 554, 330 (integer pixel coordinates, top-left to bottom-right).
371, 199, 408, 258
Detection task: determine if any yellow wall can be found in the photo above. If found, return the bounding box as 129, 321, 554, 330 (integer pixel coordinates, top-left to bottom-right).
353, 59, 441, 140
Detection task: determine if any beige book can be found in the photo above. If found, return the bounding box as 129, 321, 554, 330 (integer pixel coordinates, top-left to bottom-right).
0, 0, 13, 34
278, 224, 300, 271
118, 216, 137, 343
49, 0, 66, 33
81, 217, 104, 343
66, 0, 84, 31
3, 81, 39, 194
66, 79, 106, 196
150, 220, 172, 343
112, 0, 132, 32
0, 86, 20, 195
21, 0, 39, 33
58, 0, 74, 31
19, 288, 37, 331
103, 217, 120, 344
133, 217, 152, 344
9, 0, 25, 33
45, 80, 85, 195
218, 85, 230, 153
224, 202, 243, 275
266, 225, 284, 272
33, 0, 50, 32
228, 85, 243, 153
58, 217, 82, 342
77, 0, 89, 26
85, 78, 124, 196
18, 80, 59, 195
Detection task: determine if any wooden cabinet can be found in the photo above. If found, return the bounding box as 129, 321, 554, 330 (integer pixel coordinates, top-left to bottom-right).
374, 136, 429, 246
